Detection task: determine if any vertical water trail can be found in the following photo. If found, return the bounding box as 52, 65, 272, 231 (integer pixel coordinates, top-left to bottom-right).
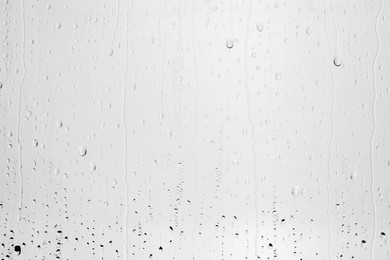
323, 0, 338, 258
326, 39, 335, 260
323, 1, 335, 259
122, 0, 131, 258
243, 0, 259, 258
191, 0, 200, 258
16, 0, 26, 237
160, 33, 165, 119
371, 0, 383, 258
228, 0, 235, 43
109, 0, 120, 52
105, 172, 109, 206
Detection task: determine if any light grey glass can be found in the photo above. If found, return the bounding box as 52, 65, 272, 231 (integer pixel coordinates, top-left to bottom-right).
1, 0, 389, 259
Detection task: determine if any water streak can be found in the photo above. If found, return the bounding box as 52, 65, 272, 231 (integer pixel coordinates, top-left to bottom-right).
243, 0, 259, 258
16, 0, 26, 235
370, 0, 383, 258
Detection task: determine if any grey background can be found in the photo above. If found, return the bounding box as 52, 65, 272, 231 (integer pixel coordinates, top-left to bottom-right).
1, 0, 389, 259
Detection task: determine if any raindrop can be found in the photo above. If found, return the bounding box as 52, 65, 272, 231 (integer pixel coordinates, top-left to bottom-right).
226, 39, 234, 49
32, 139, 38, 147
333, 57, 342, 67
55, 22, 62, 29
14, 245, 21, 255
292, 186, 300, 197
56, 120, 63, 128
79, 147, 87, 157
350, 171, 357, 181
108, 47, 114, 56
256, 23, 264, 32
275, 73, 282, 80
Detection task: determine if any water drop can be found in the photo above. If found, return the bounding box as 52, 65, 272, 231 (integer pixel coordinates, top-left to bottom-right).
108, 47, 114, 56
32, 139, 38, 147
333, 57, 342, 67
292, 186, 300, 197
275, 73, 282, 80
350, 171, 357, 181
56, 120, 63, 128
256, 23, 264, 32
14, 245, 21, 255
79, 147, 87, 157
226, 39, 234, 49
55, 22, 62, 29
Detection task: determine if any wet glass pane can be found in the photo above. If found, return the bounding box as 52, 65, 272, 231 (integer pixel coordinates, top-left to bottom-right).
1, 0, 389, 259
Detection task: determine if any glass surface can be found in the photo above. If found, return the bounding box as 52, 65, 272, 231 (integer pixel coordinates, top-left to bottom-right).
1, 0, 389, 259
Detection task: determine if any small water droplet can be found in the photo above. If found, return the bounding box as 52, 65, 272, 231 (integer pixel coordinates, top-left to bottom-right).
256, 23, 264, 32
226, 39, 234, 49
333, 57, 342, 67
55, 22, 62, 29
79, 147, 87, 157
56, 120, 63, 128
275, 73, 282, 80
108, 47, 114, 56
292, 186, 300, 197
350, 171, 357, 181
32, 139, 38, 147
